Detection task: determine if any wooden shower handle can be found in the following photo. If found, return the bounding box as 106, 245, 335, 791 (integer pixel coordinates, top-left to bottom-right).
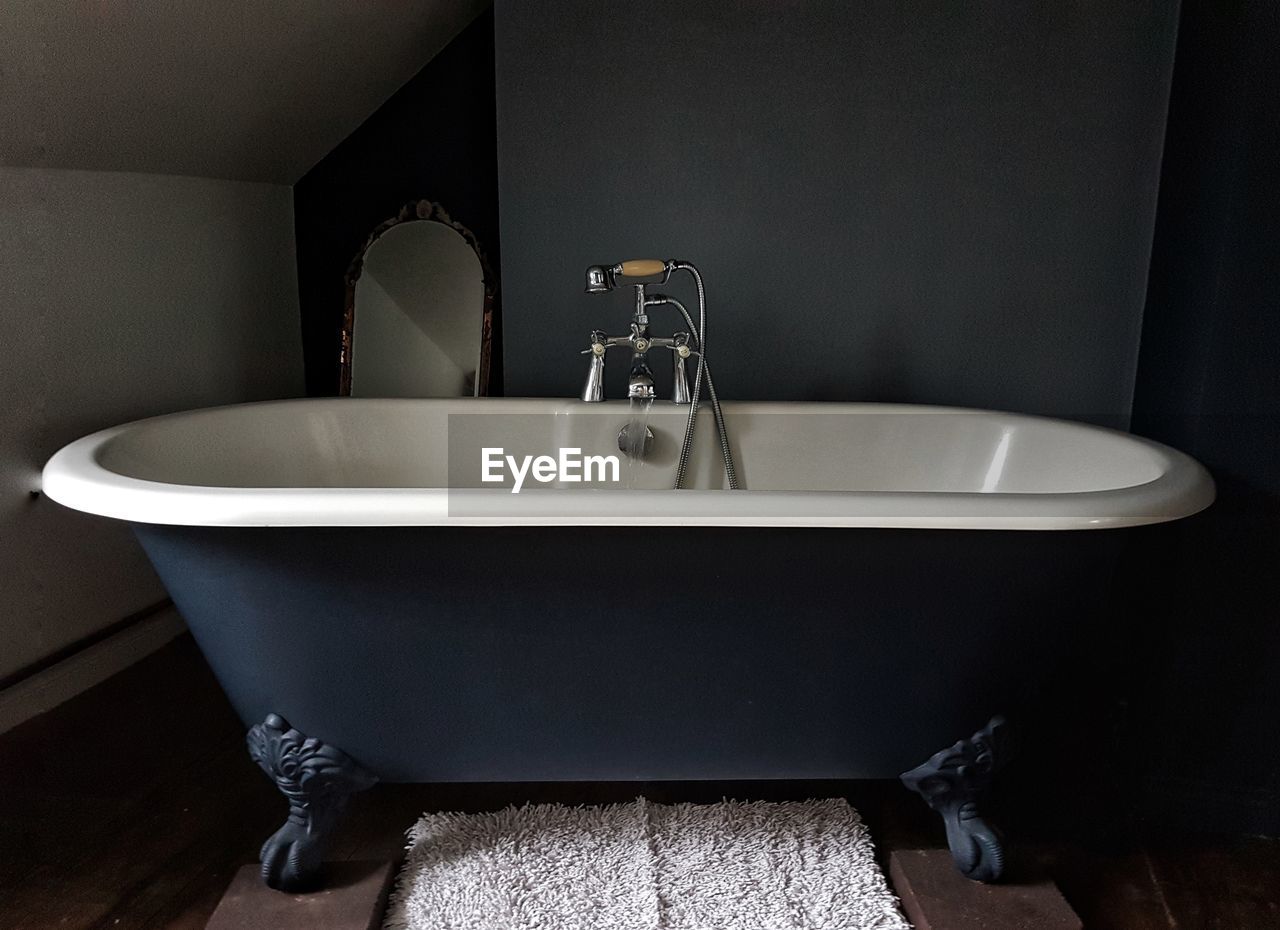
617, 260, 667, 277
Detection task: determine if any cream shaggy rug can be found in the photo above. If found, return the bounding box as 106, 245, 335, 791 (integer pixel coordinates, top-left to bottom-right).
383, 798, 910, 930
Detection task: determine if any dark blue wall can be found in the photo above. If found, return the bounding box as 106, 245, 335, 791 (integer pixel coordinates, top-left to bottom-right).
294, 10, 499, 396
494, 0, 1178, 425
1126, 0, 1280, 835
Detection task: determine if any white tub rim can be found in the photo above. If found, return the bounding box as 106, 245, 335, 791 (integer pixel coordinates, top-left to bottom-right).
41, 397, 1216, 530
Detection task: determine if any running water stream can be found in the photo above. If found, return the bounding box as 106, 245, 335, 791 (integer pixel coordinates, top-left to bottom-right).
621, 396, 654, 488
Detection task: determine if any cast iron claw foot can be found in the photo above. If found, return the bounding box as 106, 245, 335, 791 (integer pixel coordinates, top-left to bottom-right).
899, 715, 1011, 883
246, 713, 377, 892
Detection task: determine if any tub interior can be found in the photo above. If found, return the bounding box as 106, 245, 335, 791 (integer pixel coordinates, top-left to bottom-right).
94, 399, 1167, 495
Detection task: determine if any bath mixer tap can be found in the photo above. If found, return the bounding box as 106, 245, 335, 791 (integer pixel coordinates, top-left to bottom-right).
581, 260, 692, 403
581, 258, 740, 490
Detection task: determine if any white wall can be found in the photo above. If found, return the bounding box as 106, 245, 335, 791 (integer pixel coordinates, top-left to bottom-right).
0, 168, 302, 682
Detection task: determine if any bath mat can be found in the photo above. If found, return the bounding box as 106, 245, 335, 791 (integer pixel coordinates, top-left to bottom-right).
383, 797, 909, 930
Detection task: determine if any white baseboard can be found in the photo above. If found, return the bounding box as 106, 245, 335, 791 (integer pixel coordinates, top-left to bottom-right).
0, 605, 187, 735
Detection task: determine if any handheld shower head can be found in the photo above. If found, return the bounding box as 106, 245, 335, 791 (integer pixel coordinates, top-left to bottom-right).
584, 265, 614, 293
585, 260, 670, 294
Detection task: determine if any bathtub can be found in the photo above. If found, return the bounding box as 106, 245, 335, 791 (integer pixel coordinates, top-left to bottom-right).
43, 398, 1213, 889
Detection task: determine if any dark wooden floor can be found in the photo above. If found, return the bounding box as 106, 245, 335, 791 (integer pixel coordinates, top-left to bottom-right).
0, 635, 1276, 929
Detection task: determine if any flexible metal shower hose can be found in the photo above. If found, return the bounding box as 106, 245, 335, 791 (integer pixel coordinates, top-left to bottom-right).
664, 264, 739, 490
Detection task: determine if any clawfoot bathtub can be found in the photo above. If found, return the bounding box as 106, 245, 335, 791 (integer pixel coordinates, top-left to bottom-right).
43, 398, 1213, 889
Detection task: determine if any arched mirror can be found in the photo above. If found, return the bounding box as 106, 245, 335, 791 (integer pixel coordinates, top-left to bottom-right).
340, 201, 496, 396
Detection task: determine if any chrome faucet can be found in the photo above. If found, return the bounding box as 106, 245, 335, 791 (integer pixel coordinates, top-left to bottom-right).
581, 261, 692, 403
580, 258, 740, 490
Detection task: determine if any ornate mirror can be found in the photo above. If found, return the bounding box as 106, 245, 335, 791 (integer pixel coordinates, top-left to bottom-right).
340, 201, 496, 396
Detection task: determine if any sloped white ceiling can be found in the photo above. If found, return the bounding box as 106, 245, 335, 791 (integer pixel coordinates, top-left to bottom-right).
0, 1, 489, 184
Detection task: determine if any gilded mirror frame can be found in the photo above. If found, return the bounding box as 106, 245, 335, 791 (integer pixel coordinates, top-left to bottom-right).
339, 200, 497, 396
